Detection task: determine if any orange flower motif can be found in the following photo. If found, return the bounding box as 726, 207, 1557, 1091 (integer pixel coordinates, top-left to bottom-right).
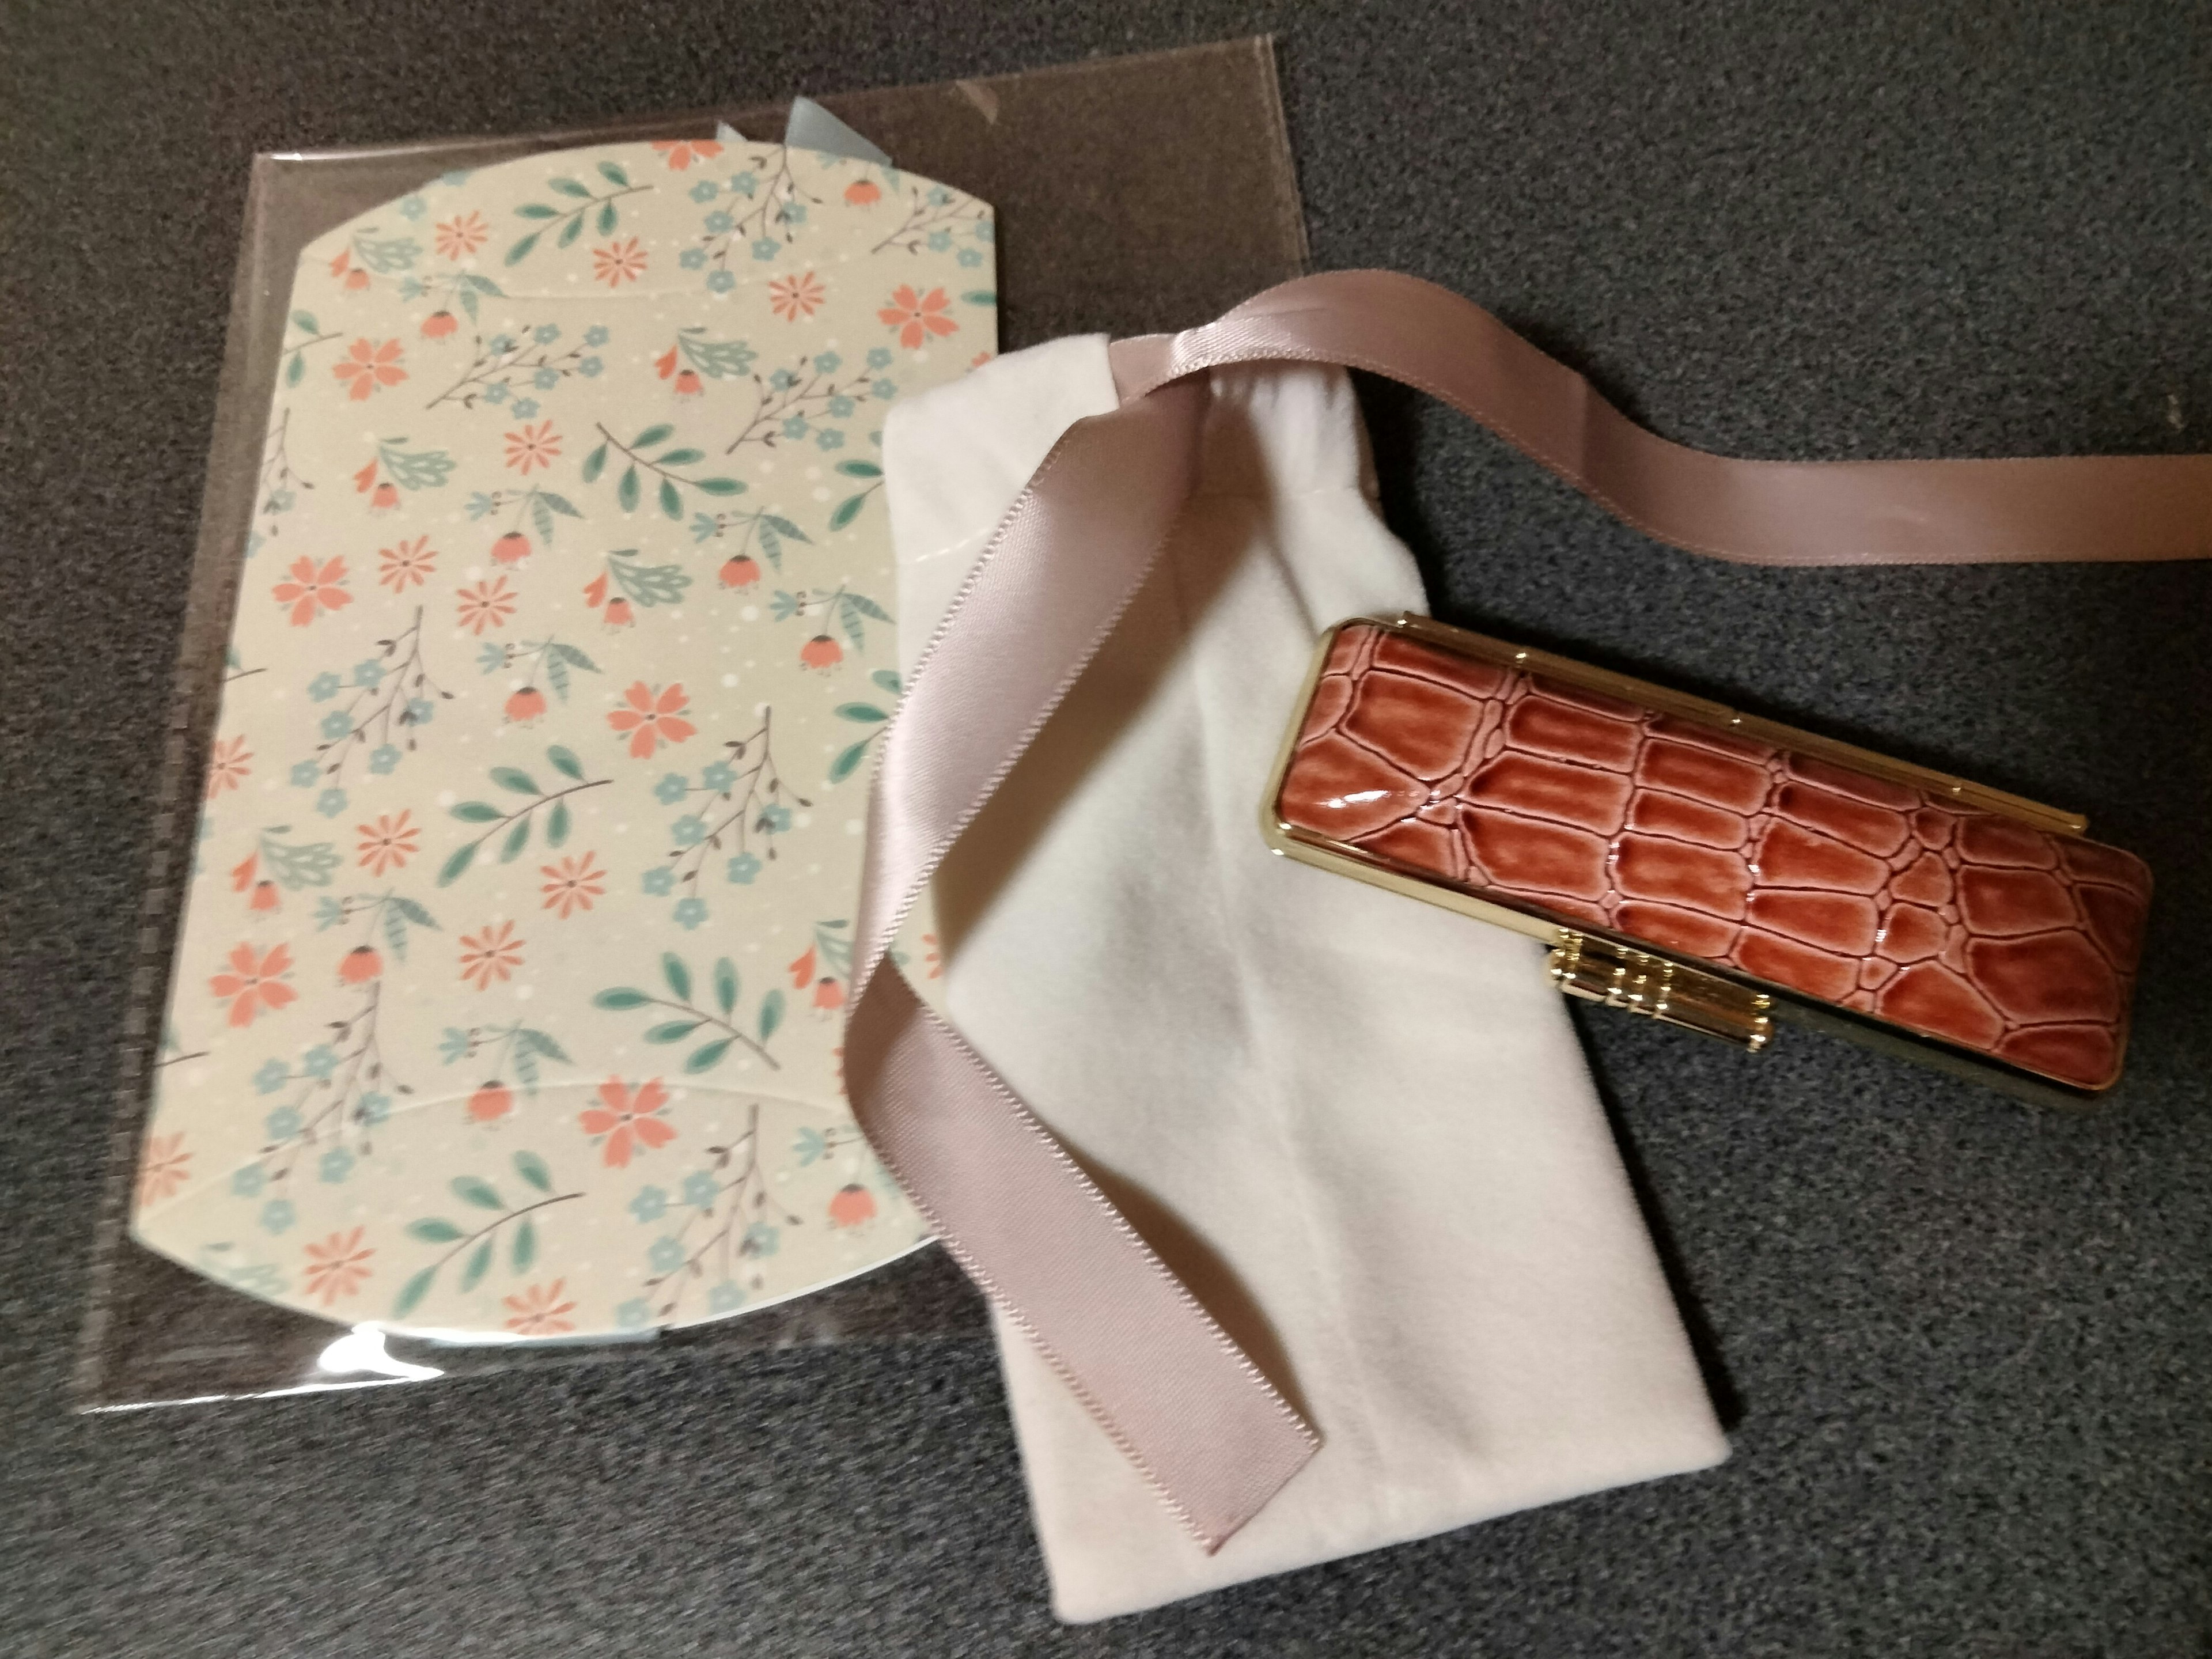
378, 536, 438, 592
592, 236, 649, 289
652, 139, 723, 171
209, 941, 297, 1028
843, 178, 881, 206
356, 810, 420, 876
272, 555, 351, 627
579, 1076, 675, 1168
503, 1278, 579, 1335
303, 1227, 374, 1306
138, 1132, 192, 1208
206, 734, 252, 800
828, 1183, 877, 1228
540, 853, 607, 919
332, 336, 407, 400
878, 284, 959, 350
770, 270, 827, 321
458, 920, 524, 990
607, 681, 696, 759
922, 931, 942, 979
503, 419, 562, 475
434, 210, 488, 260
456, 576, 518, 636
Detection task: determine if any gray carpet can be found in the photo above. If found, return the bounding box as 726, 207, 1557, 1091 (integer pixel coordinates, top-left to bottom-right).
5, 3, 2209, 1653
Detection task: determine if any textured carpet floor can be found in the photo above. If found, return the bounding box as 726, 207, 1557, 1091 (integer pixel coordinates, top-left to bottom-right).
3, 4, 2209, 1654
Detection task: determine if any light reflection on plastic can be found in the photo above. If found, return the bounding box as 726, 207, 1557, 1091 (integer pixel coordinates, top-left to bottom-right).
317, 1324, 444, 1383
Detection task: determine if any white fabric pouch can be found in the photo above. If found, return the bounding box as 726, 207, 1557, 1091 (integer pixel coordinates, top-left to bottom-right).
887, 338, 1728, 1622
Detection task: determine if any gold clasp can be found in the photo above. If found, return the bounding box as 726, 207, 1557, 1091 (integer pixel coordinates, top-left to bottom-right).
1546, 930, 1774, 1051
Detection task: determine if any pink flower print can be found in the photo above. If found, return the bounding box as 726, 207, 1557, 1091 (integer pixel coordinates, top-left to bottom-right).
540, 853, 606, 919
332, 337, 407, 400
205, 734, 252, 800
355, 810, 420, 876
458, 920, 524, 990
434, 211, 487, 260
210, 941, 296, 1027
503, 419, 562, 475
878, 285, 958, 350
592, 237, 648, 288
504, 1279, 579, 1334
303, 1227, 374, 1306
455, 576, 517, 636
607, 681, 695, 759
770, 271, 826, 321
652, 139, 722, 171
137, 1132, 191, 1208
272, 555, 351, 627
378, 536, 437, 592
579, 1077, 675, 1168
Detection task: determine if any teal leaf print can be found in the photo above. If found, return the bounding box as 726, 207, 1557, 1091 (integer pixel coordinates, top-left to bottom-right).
439, 749, 611, 886
520, 1029, 571, 1065
392, 1158, 581, 1317
374, 438, 456, 491
254, 828, 342, 889
393, 1267, 437, 1318
604, 551, 690, 608
547, 745, 584, 781
575, 421, 752, 516
596, 952, 785, 1073
460, 1238, 494, 1291
506, 173, 648, 266
350, 228, 422, 272
674, 328, 757, 380
453, 1176, 504, 1210
685, 1039, 733, 1073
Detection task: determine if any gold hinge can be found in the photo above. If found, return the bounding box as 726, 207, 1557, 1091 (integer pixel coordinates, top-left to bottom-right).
1546, 930, 1775, 1051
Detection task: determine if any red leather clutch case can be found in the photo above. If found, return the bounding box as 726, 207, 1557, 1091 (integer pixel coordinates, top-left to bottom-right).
1265, 614, 2153, 1103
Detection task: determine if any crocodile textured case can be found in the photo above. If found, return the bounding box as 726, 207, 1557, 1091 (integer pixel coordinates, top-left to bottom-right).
1266, 615, 2153, 1099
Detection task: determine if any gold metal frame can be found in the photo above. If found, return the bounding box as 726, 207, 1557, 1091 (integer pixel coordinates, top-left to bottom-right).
1257, 613, 2109, 1107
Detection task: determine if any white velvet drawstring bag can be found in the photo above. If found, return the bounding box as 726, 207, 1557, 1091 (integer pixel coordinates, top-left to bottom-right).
885, 338, 1728, 1622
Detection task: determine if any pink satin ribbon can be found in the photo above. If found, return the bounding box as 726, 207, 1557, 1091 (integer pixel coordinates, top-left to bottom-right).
843, 270, 2212, 1551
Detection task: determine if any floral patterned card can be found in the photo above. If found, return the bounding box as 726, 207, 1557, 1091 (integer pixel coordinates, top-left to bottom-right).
134, 138, 995, 1340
